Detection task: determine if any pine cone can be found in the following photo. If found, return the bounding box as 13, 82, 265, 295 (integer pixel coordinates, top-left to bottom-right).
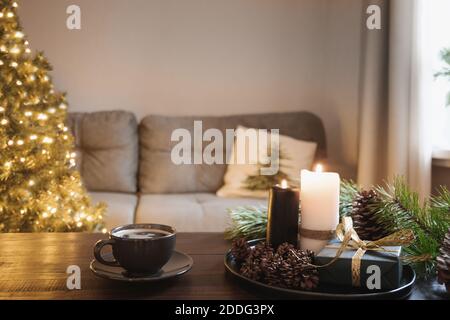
351, 190, 388, 241
240, 242, 274, 281
240, 242, 319, 290
437, 228, 450, 293
278, 247, 319, 290
231, 238, 250, 263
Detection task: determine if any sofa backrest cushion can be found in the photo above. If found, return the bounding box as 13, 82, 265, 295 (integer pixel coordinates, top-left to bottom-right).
139, 111, 326, 194
67, 111, 138, 193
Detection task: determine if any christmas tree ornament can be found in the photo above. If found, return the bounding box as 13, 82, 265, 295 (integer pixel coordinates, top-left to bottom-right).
351, 190, 388, 241
437, 228, 450, 293
0, 0, 105, 232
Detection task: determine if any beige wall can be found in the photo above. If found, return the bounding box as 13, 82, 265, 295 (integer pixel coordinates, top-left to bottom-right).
19, 0, 363, 178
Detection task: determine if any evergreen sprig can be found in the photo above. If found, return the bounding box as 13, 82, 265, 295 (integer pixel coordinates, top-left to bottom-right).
224, 206, 268, 240
373, 177, 450, 274
243, 148, 293, 191
339, 179, 360, 217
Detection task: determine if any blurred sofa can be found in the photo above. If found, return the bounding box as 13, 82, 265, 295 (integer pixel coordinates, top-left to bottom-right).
67, 110, 327, 232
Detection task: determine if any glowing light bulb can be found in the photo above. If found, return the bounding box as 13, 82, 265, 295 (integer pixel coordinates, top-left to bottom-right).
42, 137, 53, 144
19, 157, 25, 162
0, 107, 5, 112
0, 13, 3, 18
28, 180, 35, 186
0, 46, 6, 52
10, 47, 20, 54
7, 12, 14, 18
37, 113, 48, 120
16, 140, 24, 146
14, 31, 24, 39
29, 134, 37, 140
24, 111, 32, 117
42, 212, 48, 218
7, 140, 13, 146
16, 80, 22, 86
280, 179, 288, 189
12, 2, 18, 8
4, 161, 12, 168
47, 107, 56, 114
0, 60, 3, 66
102, 228, 108, 234
59, 103, 67, 110
0, 118, 8, 125
76, 222, 83, 228
10, 61, 18, 68
43, 75, 49, 82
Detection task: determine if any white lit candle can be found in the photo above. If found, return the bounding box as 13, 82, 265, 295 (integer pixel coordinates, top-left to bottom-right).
300, 164, 340, 253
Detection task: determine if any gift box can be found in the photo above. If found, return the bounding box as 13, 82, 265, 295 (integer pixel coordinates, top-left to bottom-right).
315, 240, 403, 291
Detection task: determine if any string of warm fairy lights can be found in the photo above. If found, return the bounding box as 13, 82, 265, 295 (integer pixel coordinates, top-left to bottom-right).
0, 0, 105, 232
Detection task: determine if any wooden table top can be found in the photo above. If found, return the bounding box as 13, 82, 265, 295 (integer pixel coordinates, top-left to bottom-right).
0, 232, 447, 300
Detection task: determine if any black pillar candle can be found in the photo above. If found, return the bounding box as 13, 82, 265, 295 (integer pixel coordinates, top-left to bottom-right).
266, 181, 300, 248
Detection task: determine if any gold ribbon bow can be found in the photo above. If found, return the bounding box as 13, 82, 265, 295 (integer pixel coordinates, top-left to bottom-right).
316, 216, 415, 287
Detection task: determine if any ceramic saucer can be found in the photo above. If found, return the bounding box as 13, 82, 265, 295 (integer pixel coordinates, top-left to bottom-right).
90, 251, 193, 282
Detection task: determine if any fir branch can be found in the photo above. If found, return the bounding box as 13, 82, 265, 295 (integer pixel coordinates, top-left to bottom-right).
225, 206, 268, 240
339, 179, 360, 217
373, 177, 450, 273
243, 148, 295, 191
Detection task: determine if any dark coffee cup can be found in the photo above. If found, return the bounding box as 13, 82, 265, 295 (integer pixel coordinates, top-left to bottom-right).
94, 223, 176, 274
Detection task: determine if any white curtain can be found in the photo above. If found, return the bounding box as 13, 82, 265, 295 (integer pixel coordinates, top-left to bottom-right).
357, 0, 432, 199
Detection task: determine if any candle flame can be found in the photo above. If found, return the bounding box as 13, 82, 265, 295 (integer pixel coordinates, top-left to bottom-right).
314, 163, 323, 173
280, 179, 288, 189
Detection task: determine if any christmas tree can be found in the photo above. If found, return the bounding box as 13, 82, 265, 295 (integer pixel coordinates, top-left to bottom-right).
0, 0, 105, 232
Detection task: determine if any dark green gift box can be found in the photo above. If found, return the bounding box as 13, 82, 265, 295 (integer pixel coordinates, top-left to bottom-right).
315, 240, 403, 290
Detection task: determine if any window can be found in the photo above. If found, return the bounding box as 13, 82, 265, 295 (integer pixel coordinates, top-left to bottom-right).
425, 1, 450, 154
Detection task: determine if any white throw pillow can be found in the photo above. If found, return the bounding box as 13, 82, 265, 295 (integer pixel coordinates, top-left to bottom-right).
216, 126, 317, 198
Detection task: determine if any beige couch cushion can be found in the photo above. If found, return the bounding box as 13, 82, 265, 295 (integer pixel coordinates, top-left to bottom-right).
139, 112, 326, 194
68, 111, 138, 193
135, 193, 266, 232
90, 192, 137, 230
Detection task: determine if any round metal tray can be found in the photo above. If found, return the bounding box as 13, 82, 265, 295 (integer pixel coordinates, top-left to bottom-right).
224, 239, 416, 300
